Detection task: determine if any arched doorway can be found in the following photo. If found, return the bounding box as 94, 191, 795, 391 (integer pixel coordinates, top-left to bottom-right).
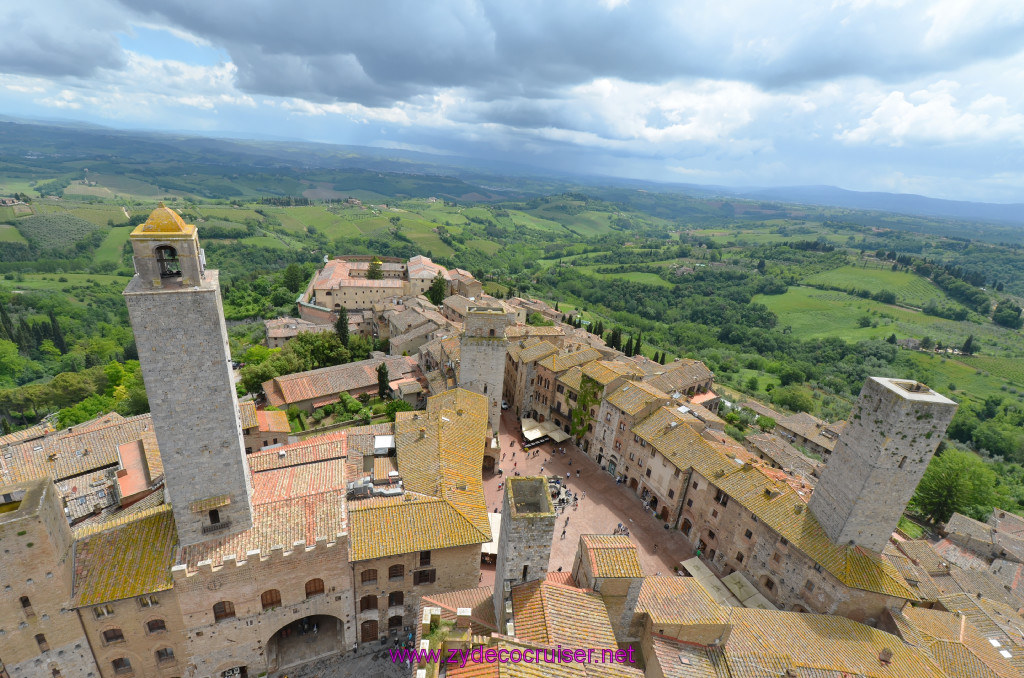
483, 455, 495, 472
681, 519, 693, 537
360, 619, 379, 643
266, 615, 344, 674
660, 506, 670, 522
628, 478, 638, 491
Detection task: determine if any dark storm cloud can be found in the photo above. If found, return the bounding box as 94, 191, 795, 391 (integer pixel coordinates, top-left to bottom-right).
0, 4, 126, 77
108, 0, 1024, 105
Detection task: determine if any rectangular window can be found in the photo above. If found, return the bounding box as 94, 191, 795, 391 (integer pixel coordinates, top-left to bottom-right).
813, 564, 823, 573
139, 595, 159, 608
94, 605, 114, 619
714, 489, 728, 507
112, 658, 131, 675
744, 529, 752, 539
619, 422, 625, 431
711, 509, 718, 518
556, 385, 564, 394
773, 553, 781, 563
708, 530, 716, 540
420, 551, 431, 567
674, 468, 681, 477
414, 569, 437, 585
686, 499, 693, 507
668, 489, 675, 499
736, 552, 744, 563
645, 468, 651, 478
780, 537, 788, 546
692, 481, 698, 490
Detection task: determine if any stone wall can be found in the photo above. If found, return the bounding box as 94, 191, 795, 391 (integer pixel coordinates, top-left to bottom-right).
493, 478, 555, 631
79, 591, 187, 678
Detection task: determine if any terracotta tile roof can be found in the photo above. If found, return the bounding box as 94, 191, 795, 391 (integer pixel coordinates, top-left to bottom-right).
643, 359, 714, 394
636, 576, 730, 626
506, 324, 566, 339
246, 432, 346, 472
647, 636, 723, 678
720, 607, 944, 677
558, 365, 585, 391
72, 504, 177, 606
580, 360, 640, 387
421, 584, 497, 633
517, 341, 560, 364
348, 494, 486, 561
890, 606, 1019, 678
179, 488, 347, 569
348, 389, 491, 561
938, 593, 1024, 653
897, 540, 955, 576
239, 400, 259, 429
744, 432, 821, 478
510, 579, 619, 649
777, 411, 844, 451
256, 409, 291, 433
948, 567, 1024, 609
883, 548, 943, 601
946, 512, 997, 543
251, 458, 347, 504
581, 535, 644, 578
0, 414, 156, 486
607, 381, 670, 416
0, 421, 52, 448
372, 455, 398, 482
538, 348, 602, 373
263, 355, 417, 407
739, 400, 784, 420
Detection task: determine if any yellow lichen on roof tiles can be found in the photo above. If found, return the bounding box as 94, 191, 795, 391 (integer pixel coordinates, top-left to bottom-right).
581, 360, 639, 386
538, 347, 602, 373
607, 381, 670, 416
518, 341, 560, 364
348, 494, 486, 561
239, 400, 258, 429
581, 535, 644, 578
72, 504, 177, 607
511, 580, 619, 649
636, 576, 730, 626
726, 608, 944, 677
892, 606, 1019, 678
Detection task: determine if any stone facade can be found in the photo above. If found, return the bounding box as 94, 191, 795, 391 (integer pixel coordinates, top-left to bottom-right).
125, 266, 254, 547
459, 308, 514, 433
79, 591, 187, 678
0, 480, 98, 678
808, 378, 957, 552
493, 477, 555, 633
171, 540, 353, 676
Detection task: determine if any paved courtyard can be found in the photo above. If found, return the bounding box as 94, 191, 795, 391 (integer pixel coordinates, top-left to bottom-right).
269, 647, 410, 678
485, 410, 695, 578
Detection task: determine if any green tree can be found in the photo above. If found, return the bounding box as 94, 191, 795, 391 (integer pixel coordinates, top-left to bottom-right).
756, 416, 776, 432
570, 375, 602, 439
634, 331, 643, 357
367, 258, 383, 280
426, 272, 447, 306
623, 336, 634, 357
1, 418, 10, 435
289, 331, 350, 370
778, 366, 805, 387
746, 375, 759, 391
771, 385, 814, 413
384, 399, 413, 422
281, 263, 306, 293
886, 333, 897, 344
335, 306, 350, 347
962, 334, 977, 355
911, 448, 1001, 523
377, 361, 390, 399
527, 312, 554, 327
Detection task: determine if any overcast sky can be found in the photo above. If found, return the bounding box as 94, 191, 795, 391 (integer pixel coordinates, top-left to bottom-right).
2, 1, 1023, 202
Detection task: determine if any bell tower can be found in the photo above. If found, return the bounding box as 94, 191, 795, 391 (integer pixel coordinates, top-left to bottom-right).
123, 204, 253, 545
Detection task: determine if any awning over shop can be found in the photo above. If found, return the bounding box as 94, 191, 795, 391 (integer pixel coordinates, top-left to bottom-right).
521, 418, 572, 443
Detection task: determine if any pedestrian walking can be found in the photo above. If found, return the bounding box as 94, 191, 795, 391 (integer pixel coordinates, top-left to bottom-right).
653, 544, 659, 554
560, 529, 566, 539
582, 491, 586, 500
539, 466, 544, 473
502, 452, 506, 460
565, 516, 570, 526
566, 471, 570, 479
576, 469, 580, 478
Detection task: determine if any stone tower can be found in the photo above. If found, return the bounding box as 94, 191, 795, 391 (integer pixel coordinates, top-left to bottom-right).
808, 377, 957, 552
493, 476, 556, 634
123, 205, 253, 546
459, 306, 513, 433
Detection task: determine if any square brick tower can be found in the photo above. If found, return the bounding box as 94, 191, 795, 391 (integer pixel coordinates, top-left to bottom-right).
493, 476, 556, 634
123, 205, 253, 546
808, 377, 957, 552
459, 306, 513, 433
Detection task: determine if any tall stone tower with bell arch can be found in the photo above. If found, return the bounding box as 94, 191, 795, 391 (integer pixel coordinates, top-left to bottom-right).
123, 204, 253, 545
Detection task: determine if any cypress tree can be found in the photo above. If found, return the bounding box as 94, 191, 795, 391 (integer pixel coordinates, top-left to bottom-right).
623, 336, 634, 357
635, 331, 643, 358
49, 310, 67, 353
0, 303, 14, 341
335, 306, 350, 347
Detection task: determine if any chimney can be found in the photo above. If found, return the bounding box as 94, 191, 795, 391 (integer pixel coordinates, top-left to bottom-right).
419, 428, 426, 439
878, 648, 893, 665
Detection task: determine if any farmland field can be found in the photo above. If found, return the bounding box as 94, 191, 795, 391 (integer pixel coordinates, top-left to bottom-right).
0, 225, 28, 243
803, 265, 947, 307
95, 227, 132, 265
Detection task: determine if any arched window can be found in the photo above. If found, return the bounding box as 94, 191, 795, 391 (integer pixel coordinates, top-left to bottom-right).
213, 601, 235, 622
388, 564, 404, 581
261, 589, 281, 610
155, 647, 175, 663
305, 578, 325, 598
155, 246, 181, 278
20, 595, 31, 608
102, 629, 124, 645
35, 633, 49, 652
111, 658, 131, 675
489, 329, 495, 337
146, 619, 166, 634
360, 595, 378, 612
388, 591, 404, 608
361, 569, 377, 585
389, 615, 403, 629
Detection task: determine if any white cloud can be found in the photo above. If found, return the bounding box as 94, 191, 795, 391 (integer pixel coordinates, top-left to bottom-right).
836, 81, 1024, 145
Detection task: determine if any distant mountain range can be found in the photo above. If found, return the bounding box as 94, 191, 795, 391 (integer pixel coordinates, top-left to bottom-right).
0, 116, 1021, 227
